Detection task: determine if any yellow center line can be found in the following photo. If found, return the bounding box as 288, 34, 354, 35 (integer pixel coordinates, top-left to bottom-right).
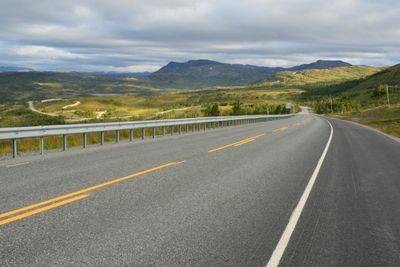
273, 126, 288, 132
0, 161, 178, 220
233, 138, 256, 147
0, 194, 90, 226
208, 133, 265, 153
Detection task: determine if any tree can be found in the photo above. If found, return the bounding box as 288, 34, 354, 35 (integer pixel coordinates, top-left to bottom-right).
232, 100, 242, 115
205, 103, 220, 116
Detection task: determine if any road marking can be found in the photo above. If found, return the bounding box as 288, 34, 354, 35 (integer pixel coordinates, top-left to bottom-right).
6, 162, 30, 168
233, 138, 256, 147
0, 194, 89, 226
273, 127, 288, 132
0, 161, 178, 220
266, 119, 333, 267
208, 134, 265, 153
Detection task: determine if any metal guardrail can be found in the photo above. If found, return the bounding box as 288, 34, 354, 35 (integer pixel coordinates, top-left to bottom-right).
0, 114, 293, 158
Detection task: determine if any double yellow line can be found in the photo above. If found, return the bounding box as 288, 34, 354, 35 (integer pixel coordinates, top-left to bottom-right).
208, 133, 265, 153
0, 161, 178, 226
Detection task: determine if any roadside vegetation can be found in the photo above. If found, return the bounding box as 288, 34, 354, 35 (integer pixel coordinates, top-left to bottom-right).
0, 88, 299, 157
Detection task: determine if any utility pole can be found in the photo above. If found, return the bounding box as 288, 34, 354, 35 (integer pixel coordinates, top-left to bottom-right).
385, 84, 390, 107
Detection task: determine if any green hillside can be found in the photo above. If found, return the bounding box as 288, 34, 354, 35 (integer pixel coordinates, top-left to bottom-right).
276, 66, 380, 86
0, 72, 155, 103
305, 64, 400, 137
351, 64, 400, 90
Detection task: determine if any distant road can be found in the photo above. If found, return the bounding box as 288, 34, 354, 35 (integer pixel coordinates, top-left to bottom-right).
0, 114, 399, 266
27, 101, 58, 117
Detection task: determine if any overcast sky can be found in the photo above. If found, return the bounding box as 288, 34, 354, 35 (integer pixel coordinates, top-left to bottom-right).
1, 0, 399, 72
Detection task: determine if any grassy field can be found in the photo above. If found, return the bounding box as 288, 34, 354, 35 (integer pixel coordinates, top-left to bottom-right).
0, 88, 300, 157
331, 104, 400, 138
31, 88, 301, 122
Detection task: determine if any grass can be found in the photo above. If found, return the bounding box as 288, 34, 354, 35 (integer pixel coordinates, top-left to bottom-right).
30, 88, 301, 121
331, 104, 400, 138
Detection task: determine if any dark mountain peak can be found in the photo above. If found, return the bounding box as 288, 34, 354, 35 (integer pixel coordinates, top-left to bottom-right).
289, 60, 352, 71
185, 59, 222, 66
157, 59, 223, 73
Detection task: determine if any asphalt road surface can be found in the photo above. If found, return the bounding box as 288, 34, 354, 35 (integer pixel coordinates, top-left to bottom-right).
0, 113, 399, 266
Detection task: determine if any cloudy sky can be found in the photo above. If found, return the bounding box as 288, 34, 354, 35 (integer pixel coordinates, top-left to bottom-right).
1, 0, 399, 72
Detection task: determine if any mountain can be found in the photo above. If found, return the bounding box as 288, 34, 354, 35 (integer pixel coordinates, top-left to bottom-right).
148, 60, 274, 88
287, 60, 352, 72
351, 64, 400, 90
0, 66, 34, 72
148, 59, 353, 88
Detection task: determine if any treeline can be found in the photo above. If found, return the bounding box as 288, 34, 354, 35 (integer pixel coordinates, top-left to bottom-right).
310, 84, 399, 114
310, 99, 361, 114
204, 101, 298, 116
299, 79, 363, 98
372, 84, 400, 97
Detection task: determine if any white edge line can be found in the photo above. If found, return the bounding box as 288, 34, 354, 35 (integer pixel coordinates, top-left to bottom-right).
266, 118, 333, 267
323, 115, 400, 143
6, 162, 30, 168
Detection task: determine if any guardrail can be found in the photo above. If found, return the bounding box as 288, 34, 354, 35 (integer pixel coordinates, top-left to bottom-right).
0, 114, 293, 159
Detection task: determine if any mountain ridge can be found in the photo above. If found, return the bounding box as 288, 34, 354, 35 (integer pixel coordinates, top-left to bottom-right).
148, 59, 353, 88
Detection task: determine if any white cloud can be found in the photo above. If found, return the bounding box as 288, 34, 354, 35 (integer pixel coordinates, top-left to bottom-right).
14, 46, 87, 60
0, 0, 399, 71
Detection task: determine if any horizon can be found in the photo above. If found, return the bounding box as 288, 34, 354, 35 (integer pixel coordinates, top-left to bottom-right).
1, 1, 399, 72
0, 58, 390, 74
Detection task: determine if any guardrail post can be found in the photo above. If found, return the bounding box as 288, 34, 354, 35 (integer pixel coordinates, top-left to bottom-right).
63, 134, 67, 151
162, 126, 166, 136
129, 129, 134, 142
116, 130, 120, 143
83, 133, 87, 148
170, 126, 174, 136
152, 127, 156, 138
192, 124, 195, 132
100, 131, 105, 145
39, 137, 44, 155
142, 128, 145, 140
12, 139, 17, 159
204, 123, 206, 131
186, 125, 189, 132
179, 125, 182, 134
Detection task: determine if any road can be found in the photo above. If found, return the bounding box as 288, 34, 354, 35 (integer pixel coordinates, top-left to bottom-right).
27, 101, 59, 117
0, 114, 399, 266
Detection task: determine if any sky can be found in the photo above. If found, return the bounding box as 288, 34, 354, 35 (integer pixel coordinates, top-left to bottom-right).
1, 0, 399, 72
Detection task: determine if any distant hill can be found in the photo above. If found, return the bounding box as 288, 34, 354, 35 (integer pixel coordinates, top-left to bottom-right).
94, 71, 151, 77
148, 60, 273, 88
148, 59, 353, 88
351, 64, 400, 90
0, 66, 34, 72
275, 66, 380, 86
288, 60, 351, 71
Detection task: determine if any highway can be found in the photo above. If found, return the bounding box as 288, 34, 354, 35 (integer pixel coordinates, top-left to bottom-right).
0, 113, 399, 266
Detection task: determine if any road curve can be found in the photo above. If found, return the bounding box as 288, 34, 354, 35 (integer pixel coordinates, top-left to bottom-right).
0, 114, 399, 266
